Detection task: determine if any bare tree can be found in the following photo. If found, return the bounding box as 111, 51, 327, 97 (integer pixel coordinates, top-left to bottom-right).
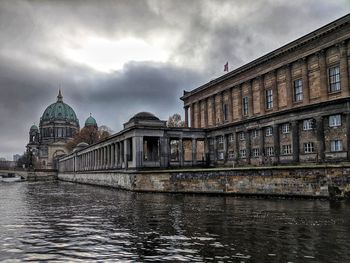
167, 113, 185, 127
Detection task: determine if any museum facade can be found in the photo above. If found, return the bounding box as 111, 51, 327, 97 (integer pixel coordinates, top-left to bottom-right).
59, 14, 350, 172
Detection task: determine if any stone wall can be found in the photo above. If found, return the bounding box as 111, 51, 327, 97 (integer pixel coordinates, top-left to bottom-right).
58, 165, 350, 199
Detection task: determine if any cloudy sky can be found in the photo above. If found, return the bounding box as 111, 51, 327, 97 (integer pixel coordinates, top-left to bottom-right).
0, 0, 349, 159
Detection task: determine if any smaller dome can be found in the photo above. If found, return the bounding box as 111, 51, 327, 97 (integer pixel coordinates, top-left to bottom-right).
30, 124, 39, 131
85, 114, 97, 127
130, 112, 160, 122
76, 142, 89, 147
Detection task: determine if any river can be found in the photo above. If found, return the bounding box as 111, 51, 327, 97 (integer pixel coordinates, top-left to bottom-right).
0, 181, 349, 262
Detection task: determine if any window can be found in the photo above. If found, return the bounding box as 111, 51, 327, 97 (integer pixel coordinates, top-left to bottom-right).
252, 148, 260, 157
294, 79, 303, 102
329, 114, 341, 127
252, 129, 259, 139
228, 134, 234, 143
331, 140, 343, 152
209, 138, 214, 145
239, 132, 245, 140
304, 142, 314, 153
266, 89, 273, 109
217, 136, 224, 150
223, 104, 228, 121
329, 66, 341, 92
282, 123, 290, 134
282, 145, 292, 155
239, 149, 246, 158
265, 127, 273, 137
228, 151, 235, 159
218, 152, 224, 160
243, 96, 249, 116
266, 147, 274, 156
303, 119, 314, 130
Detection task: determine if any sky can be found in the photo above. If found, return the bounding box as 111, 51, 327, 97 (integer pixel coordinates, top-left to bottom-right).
0, 0, 349, 160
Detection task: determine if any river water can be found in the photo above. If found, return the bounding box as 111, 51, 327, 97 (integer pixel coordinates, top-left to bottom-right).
0, 181, 349, 262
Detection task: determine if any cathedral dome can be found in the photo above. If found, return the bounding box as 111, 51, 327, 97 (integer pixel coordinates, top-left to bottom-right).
41, 90, 79, 125
30, 124, 39, 131
85, 114, 97, 127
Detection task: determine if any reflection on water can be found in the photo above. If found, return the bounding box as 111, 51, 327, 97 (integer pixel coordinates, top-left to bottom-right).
0, 181, 349, 262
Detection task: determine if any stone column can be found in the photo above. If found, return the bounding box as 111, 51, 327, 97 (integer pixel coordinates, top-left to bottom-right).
192, 138, 197, 165
190, 103, 195, 128
234, 132, 239, 162
258, 76, 265, 115
316, 116, 325, 162
246, 130, 251, 164
212, 95, 216, 126
301, 57, 310, 104
223, 134, 228, 163
248, 81, 254, 117
204, 137, 210, 165
184, 106, 189, 127
346, 113, 350, 161
203, 98, 208, 128
219, 92, 224, 123
285, 64, 293, 107
272, 70, 279, 111
124, 140, 129, 169
291, 120, 300, 163
179, 138, 184, 166
198, 101, 202, 128
318, 50, 328, 100
227, 88, 233, 122
339, 41, 350, 96
134, 136, 143, 169
237, 85, 243, 119
159, 136, 169, 168
273, 124, 280, 164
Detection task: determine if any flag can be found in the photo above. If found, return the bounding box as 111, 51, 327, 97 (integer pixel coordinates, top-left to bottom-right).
224, 62, 229, 72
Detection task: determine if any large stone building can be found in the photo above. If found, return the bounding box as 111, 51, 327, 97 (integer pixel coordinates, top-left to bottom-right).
27, 90, 80, 168
181, 14, 350, 166
59, 14, 350, 172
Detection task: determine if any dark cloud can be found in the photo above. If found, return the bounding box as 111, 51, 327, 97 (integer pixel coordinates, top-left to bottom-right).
0, 0, 349, 159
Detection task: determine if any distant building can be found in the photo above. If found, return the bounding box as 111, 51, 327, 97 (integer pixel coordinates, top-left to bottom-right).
27, 90, 80, 169
0, 157, 6, 161
13, 154, 21, 162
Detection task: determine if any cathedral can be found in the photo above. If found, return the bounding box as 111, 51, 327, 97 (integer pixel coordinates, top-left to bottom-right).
27, 90, 97, 169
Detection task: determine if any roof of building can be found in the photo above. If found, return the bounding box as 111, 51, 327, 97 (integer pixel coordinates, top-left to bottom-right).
129, 112, 160, 122
41, 90, 79, 124
85, 114, 97, 127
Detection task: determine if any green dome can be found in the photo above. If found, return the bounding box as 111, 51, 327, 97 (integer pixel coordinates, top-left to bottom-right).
30, 124, 39, 131
41, 90, 79, 124
85, 114, 97, 127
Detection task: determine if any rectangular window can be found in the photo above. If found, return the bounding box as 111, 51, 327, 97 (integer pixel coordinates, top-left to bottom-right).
252, 129, 259, 139
218, 152, 224, 160
209, 138, 214, 145
228, 134, 234, 143
239, 132, 245, 140
217, 136, 224, 150
265, 127, 273, 137
266, 89, 273, 109
294, 79, 303, 102
282, 145, 292, 155
329, 66, 341, 92
304, 142, 314, 153
331, 140, 343, 152
228, 151, 235, 159
329, 114, 341, 127
282, 123, 290, 134
266, 147, 274, 156
303, 119, 314, 130
239, 149, 246, 158
243, 96, 249, 116
252, 148, 260, 157
223, 104, 228, 121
